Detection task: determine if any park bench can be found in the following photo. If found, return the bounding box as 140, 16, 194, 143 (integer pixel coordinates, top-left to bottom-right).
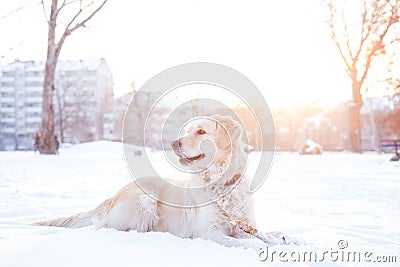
380, 139, 400, 161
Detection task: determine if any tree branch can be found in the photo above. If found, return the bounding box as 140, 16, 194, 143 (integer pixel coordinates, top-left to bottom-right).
326, 1, 352, 75
354, 0, 371, 63
326, 0, 400, 91
55, 0, 108, 58
56, 0, 81, 17
341, 1, 353, 60
0, 6, 24, 21
65, 0, 105, 35
41, 0, 50, 24
359, 4, 399, 86
1, 2, 43, 21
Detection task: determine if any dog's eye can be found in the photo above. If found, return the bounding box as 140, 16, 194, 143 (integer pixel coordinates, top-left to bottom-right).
196, 129, 206, 135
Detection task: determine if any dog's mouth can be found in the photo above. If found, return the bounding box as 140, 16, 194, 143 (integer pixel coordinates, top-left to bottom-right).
174, 149, 205, 165
172, 142, 205, 164
178, 153, 205, 165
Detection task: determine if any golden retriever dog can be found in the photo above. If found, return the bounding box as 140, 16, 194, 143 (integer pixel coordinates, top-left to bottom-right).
33, 115, 275, 248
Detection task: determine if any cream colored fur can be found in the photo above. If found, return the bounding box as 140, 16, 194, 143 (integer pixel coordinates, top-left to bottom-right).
33, 115, 263, 248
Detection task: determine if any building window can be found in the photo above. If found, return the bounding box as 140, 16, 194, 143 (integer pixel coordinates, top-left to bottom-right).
26, 123, 40, 128
88, 100, 97, 107
27, 112, 41, 117
86, 70, 97, 76
25, 103, 41, 107
1, 82, 13, 87
26, 81, 43, 86
2, 71, 15, 77
26, 96, 42, 102
1, 92, 14, 97
1, 133, 15, 138
1, 114, 13, 118
65, 70, 78, 76
83, 79, 96, 86
26, 91, 42, 97
0, 123, 15, 128
1, 103, 14, 108
83, 88, 95, 96
26, 71, 43, 77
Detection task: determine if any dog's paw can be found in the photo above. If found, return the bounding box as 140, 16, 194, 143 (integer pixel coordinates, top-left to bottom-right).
283, 235, 304, 245
266, 231, 304, 246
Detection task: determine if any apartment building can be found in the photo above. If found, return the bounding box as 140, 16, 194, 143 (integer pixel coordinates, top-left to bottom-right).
0, 59, 113, 150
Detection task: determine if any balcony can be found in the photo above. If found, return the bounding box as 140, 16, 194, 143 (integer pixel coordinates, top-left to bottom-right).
25, 96, 42, 103
0, 87, 15, 93
27, 86, 43, 92
0, 117, 15, 123
25, 106, 42, 113
26, 116, 41, 123
1, 128, 16, 133
0, 107, 15, 113
0, 97, 14, 103
26, 75, 44, 81
0, 76, 15, 82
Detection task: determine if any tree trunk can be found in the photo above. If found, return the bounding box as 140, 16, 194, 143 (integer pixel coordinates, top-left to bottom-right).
41, 56, 57, 154
38, 0, 108, 151
55, 86, 64, 143
349, 81, 363, 153
40, 0, 58, 154
59, 114, 64, 143
368, 109, 378, 151
348, 104, 362, 152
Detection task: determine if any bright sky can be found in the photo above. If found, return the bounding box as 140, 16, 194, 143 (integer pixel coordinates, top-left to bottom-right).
0, 0, 355, 107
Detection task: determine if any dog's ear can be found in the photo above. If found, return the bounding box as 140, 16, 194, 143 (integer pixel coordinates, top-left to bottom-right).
212, 115, 243, 148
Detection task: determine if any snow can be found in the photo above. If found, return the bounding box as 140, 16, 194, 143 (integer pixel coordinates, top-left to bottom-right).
1, 59, 104, 73
1, 141, 399, 266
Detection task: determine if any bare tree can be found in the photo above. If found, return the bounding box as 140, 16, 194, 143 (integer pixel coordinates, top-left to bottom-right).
54, 78, 92, 143
124, 91, 158, 146
40, 0, 108, 154
325, 0, 400, 152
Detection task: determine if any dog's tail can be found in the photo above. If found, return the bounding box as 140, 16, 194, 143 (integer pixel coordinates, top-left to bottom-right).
32, 211, 94, 228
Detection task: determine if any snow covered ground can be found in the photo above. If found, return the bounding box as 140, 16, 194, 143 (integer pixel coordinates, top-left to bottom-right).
0, 141, 399, 266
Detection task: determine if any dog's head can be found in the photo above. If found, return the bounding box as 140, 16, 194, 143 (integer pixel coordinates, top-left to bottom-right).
171, 115, 246, 178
